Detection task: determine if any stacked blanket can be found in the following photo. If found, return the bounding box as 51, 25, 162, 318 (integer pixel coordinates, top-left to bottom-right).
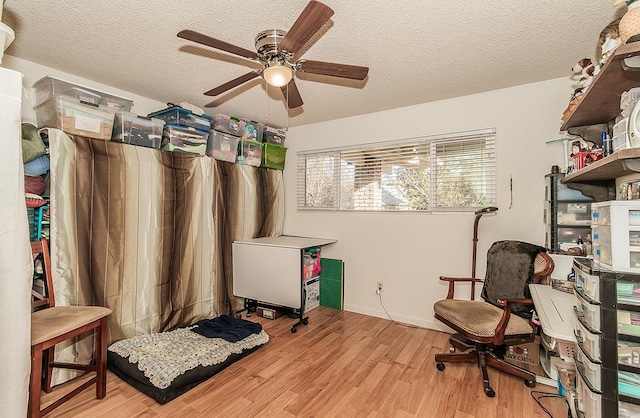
108, 316, 268, 403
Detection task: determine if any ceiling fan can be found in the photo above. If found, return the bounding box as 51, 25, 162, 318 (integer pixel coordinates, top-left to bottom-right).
177, 0, 369, 109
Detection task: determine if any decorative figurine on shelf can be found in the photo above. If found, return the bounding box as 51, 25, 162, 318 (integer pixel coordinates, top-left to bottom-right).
571, 58, 599, 92
614, 0, 640, 44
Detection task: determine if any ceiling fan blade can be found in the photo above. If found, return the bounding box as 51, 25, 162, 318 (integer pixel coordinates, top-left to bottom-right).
281, 79, 304, 109
204, 71, 261, 96
279, 1, 334, 54
178, 29, 258, 60
297, 59, 369, 80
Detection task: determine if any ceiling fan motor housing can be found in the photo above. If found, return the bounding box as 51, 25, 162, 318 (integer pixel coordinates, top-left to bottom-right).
255, 29, 290, 61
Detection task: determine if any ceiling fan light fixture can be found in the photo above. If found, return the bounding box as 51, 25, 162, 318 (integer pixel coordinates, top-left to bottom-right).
262, 62, 293, 87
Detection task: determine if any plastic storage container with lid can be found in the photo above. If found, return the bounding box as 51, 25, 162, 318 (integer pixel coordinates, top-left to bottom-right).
161, 125, 208, 155
148, 107, 212, 133
236, 139, 263, 166
263, 126, 286, 145
32, 75, 134, 111
261, 143, 287, 170
206, 130, 239, 162
35, 95, 117, 140
111, 111, 165, 149
212, 114, 246, 137
241, 119, 264, 142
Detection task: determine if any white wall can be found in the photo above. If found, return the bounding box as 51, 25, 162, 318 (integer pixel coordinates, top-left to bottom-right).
283, 77, 574, 331
2, 55, 165, 124
6, 53, 575, 331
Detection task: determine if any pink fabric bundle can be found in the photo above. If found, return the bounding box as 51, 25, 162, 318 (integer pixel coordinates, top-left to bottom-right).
24, 175, 45, 195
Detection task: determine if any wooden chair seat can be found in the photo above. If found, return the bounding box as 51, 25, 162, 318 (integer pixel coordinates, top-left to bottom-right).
434, 299, 533, 338
32, 306, 112, 345
29, 238, 112, 418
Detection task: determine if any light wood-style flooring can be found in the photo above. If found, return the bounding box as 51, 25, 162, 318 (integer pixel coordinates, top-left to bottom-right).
41, 307, 569, 417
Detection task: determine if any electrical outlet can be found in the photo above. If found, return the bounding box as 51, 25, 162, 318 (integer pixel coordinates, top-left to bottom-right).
376, 281, 383, 294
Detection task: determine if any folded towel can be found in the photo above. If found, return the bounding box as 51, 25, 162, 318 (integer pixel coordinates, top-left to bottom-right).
191, 315, 262, 342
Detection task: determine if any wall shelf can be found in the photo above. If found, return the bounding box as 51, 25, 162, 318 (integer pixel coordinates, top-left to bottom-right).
562, 148, 640, 183
561, 42, 640, 131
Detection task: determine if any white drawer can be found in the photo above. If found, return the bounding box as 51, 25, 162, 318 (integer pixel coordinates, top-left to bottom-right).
575, 267, 600, 303
576, 371, 601, 418
574, 290, 601, 332
574, 309, 601, 362
575, 345, 602, 392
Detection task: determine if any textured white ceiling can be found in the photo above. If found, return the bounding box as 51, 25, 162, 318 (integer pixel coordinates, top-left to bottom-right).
3, 0, 622, 128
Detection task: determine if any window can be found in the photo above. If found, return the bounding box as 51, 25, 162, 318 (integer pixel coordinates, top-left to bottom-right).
297, 128, 496, 212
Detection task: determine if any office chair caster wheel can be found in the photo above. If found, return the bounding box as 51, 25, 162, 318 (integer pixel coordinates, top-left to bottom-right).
436, 363, 445, 371
449, 346, 455, 353
235, 313, 242, 319
524, 379, 536, 388
484, 387, 495, 398
302, 318, 309, 325
291, 327, 298, 334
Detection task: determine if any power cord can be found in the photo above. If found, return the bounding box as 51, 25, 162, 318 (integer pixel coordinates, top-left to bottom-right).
530, 391, 572, 418
377, 292, 424, 330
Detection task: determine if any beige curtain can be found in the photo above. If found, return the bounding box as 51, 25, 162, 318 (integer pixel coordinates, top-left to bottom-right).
47, 130, 283, 384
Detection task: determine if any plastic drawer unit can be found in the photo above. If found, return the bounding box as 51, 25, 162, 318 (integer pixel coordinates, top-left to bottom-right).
592, 201, 640, 272
576, 371, 602, 418
574, 257, 601, 302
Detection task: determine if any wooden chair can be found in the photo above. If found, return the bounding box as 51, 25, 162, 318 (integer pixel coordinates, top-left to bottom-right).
29, 238, 112, 417
433, 240, 554, 397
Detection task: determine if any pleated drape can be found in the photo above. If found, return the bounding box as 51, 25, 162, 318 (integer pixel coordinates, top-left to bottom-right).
47, 130, 283, 385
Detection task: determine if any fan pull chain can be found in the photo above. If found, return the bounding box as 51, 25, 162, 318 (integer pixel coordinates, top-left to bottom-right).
285, 84, 289, 132
264, 80, 269, 124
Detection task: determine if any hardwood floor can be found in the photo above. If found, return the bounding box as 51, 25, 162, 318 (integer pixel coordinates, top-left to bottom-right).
41, 307, 569, 417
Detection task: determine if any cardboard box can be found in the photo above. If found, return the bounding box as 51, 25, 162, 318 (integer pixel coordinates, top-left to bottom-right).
257, 307, 283, 320
304, 276, 320, 312
505, 336, 540, 366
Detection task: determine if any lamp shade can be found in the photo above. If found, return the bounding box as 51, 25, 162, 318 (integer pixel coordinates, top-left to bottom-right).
263, 64, 293, 87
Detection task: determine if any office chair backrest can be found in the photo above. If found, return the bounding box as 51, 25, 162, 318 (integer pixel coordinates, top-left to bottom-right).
480, 240, 551, 318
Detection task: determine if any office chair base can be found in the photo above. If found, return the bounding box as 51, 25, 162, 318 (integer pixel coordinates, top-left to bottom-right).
434, 333, 536, 397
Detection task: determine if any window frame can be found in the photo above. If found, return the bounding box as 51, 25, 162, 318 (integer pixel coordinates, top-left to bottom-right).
297, 128, 496, 213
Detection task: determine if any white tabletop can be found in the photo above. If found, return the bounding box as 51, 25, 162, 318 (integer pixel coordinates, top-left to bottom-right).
529, 284, 576, 341
233, 235, 337, 249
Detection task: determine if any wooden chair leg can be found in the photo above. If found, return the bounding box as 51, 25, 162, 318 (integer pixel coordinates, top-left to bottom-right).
485, 351, 536, 382
96, 318, 108, 399
42, 347, 54, 393
29, 345, 43, 418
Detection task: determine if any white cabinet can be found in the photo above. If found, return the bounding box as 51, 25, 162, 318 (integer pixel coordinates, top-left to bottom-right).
232, 236, 336, 332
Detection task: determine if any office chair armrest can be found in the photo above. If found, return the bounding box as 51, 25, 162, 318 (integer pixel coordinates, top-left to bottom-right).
439, 276, 484, 299
492, 298, 535, 345
496, 298, 533, 307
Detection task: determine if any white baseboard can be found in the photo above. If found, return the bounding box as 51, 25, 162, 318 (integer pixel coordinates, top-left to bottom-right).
343, 304, 453, 333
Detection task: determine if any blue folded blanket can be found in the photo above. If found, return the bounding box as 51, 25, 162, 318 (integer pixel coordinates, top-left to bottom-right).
191, 315, 262, 342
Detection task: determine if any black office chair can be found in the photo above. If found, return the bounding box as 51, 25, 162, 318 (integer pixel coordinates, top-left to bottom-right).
433, 240, 554, 397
